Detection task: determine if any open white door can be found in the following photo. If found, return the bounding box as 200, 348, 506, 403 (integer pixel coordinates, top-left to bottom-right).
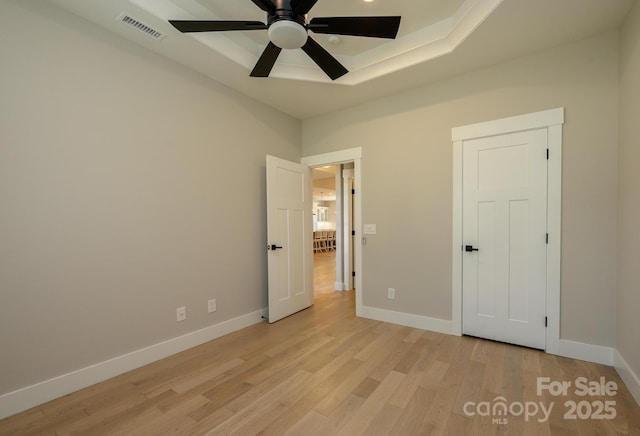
266, 155, 313, 323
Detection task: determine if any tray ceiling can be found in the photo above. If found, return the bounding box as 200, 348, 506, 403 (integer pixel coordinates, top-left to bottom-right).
46, 0, 634, 118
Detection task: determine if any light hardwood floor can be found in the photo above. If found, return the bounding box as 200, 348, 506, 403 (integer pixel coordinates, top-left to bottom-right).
2, 279, 639, 434
314, 250, 338, 295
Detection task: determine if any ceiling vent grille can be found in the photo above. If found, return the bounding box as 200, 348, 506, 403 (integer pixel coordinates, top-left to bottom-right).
117, 12, 166, 40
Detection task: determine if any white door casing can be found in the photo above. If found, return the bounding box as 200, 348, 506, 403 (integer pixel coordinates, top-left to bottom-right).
452, 107, 564, 353
266, 155, 313, 323
462, 129, 548, 349
301, 147, 363, 315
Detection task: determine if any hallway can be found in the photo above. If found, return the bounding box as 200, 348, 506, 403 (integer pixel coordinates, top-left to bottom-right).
314, 250, 337, 295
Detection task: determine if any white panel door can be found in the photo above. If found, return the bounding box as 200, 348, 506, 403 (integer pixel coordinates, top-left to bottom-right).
266, 155, 313, 323
462, 129, 548, 349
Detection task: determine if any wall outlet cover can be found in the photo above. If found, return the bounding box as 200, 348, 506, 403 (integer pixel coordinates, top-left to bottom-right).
176, 306, 186, 322
387, 288, 396, 300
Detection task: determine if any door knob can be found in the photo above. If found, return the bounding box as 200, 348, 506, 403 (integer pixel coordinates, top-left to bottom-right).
465, 245, 479, 252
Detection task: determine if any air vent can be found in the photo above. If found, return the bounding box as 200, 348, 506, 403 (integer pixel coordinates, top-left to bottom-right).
117, 12, 166, 40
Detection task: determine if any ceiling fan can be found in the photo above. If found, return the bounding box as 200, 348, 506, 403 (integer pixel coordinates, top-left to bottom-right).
169, 0, 401, 80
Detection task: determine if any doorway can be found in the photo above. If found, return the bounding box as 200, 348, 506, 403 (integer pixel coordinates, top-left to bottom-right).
312, 165, 338, 295
311, 164, 355, 297
301, 147, 363, 315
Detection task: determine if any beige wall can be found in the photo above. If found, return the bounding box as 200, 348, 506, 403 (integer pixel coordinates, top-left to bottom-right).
1, 0, 634, 402
618, 1, 640, 381
0, 1, 300, 394
303, 31, 620, 347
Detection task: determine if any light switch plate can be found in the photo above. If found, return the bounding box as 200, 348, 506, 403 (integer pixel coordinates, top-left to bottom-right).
363, 224, 377, 234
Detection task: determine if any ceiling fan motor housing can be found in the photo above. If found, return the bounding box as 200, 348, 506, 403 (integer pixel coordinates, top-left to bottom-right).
267, 0, 308, 49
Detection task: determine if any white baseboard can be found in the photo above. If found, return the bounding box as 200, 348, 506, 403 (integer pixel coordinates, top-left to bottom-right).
614, 350, 640, 407
0, 308, 267, 420
360, 306, 616, 368
334, 282, 345, 291
360, 305, 454, 336
553, 339, 614, 366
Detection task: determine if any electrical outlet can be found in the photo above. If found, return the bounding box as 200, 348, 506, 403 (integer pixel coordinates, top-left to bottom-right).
387, 288, 396, 300
208, 299, 217, 313
176, 306, 186, 322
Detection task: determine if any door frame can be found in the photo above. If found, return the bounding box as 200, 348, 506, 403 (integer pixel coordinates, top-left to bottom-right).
451, 108, 564, 354
342, 168, 355, 291
302, 147, 363, 315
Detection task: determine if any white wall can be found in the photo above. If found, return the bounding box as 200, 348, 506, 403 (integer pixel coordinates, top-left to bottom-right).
0, 1, 300, 395
303, 31, 620, 347
617, 0, 640, 397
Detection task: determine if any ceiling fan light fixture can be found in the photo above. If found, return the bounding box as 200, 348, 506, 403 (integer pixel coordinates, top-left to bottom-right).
268, 20, 308, 49
169, 1, 401, 80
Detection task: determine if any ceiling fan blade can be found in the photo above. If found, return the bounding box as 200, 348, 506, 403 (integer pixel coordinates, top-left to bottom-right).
250, 42, 282, 77
309, 16, 401, 39
251, 0, 276, 14
301, 36, 348, 80
291, 0, 318, 15
169, 20, 266, 33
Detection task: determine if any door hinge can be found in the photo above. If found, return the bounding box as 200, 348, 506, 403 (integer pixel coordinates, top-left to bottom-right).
352, 271, 356, 277
352, 189, 355, 195
546, 233, 549, 244
545, 316, 548, 327
352, 230, 356, 236
547, 149, 549, 160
